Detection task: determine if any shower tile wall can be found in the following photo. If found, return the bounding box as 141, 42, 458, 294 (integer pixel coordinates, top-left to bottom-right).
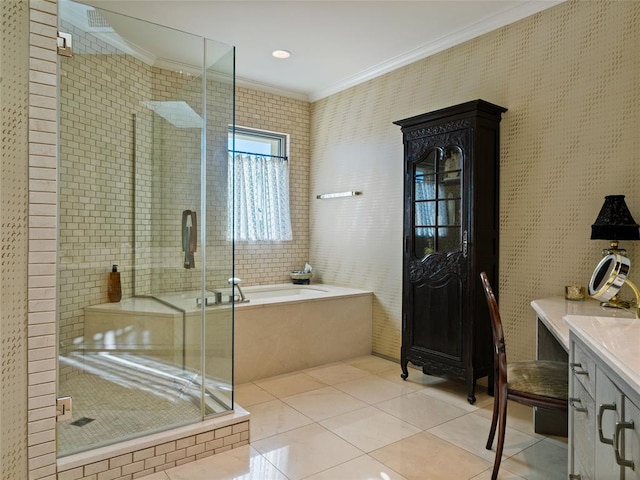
147, 68, 204, 294
58, 22, 154, 376
310, 0, 640, 362
147, 68, 235, 294
58, 22, 237, 368
59, 38, 307, 375
233, 86, 311, 285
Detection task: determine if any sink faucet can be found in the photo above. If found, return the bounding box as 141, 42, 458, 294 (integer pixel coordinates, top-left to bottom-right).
228, 277, 248, 303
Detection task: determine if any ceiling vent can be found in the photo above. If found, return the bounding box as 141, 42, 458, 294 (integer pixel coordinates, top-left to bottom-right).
86, 9, 113, 32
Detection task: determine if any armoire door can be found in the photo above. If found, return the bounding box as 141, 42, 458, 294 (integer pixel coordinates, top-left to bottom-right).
408, 135, 466, 364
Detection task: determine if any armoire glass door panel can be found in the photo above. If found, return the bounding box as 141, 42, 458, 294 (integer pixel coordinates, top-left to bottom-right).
415, 174, 436, 201
440, 146, 462, 180
412, 145, 462, 258
415, 227, 435, 257
438, 199, 460, 226
414, 200, 435, 226
437, 226, 461, 254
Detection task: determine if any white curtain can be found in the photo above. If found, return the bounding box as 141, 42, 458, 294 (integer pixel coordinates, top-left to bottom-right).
228, 153, 293, 241
415, 182, 451, 225
415, 181, 436, 226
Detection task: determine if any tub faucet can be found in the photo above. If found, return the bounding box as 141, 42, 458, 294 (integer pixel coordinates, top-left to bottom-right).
228, 277, 248, 303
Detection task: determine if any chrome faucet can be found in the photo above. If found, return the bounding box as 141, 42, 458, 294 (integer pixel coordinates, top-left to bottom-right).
228, 277, 248, 303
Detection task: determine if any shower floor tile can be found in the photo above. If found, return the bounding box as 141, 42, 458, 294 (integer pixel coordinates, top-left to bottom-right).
57, 353, 223, 456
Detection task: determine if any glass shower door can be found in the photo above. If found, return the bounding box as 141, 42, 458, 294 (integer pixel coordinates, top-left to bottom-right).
57, 0, 234, 457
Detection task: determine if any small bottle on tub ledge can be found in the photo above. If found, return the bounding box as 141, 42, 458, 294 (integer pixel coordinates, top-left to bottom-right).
108, 264, 122, 302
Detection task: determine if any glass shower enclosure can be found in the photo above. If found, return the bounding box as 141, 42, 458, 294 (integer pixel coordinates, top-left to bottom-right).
57, 0, 235, 456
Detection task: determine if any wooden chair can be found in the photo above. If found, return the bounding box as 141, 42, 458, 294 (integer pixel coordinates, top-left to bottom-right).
479, 272, 568, 480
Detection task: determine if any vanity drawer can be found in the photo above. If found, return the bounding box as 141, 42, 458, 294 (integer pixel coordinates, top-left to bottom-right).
572, 341, 596, 398
571, 379, 596, 480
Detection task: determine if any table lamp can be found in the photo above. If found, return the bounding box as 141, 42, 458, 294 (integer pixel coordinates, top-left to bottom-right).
591, 195, 640, 256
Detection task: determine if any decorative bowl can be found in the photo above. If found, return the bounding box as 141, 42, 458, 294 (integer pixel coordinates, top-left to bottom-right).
290, 271, 313, 284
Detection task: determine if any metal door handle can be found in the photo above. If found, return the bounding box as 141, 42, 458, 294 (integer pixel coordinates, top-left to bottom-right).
569, 397, 588, 413
570, 362, 589, 376
614, 420, 635, 469
598, 403, 617, 445
462, 230, 468, 258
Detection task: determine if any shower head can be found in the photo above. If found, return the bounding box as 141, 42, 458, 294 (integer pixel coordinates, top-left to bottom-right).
228, 277, 242, 285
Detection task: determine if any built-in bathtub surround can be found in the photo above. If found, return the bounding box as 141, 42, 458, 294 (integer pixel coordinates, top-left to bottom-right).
84, 284, 373, 384
234, 284, 373, 382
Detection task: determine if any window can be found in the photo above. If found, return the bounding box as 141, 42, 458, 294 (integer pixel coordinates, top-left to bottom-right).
227, 127, 292, 241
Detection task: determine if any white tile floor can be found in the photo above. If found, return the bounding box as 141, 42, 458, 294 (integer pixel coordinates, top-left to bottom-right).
143, 355, 567, 480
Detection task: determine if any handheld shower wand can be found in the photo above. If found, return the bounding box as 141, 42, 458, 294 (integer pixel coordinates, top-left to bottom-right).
182, 210, 197, 269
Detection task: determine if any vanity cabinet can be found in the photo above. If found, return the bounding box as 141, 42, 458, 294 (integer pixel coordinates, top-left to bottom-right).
394, 100, 507, 403
570, 335, 640, 479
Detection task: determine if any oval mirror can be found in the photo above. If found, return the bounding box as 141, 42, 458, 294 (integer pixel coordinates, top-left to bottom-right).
588, 253, 630, 302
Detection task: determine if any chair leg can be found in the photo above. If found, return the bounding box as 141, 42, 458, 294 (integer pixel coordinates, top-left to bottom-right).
491, 389, 508, 480
485, 372, 499, 450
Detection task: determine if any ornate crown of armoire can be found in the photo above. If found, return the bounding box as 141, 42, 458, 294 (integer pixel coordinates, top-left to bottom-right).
394, 99, 507, 404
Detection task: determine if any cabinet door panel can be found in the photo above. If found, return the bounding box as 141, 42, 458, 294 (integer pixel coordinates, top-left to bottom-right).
595, 369, 623, 479
412, 277, 462, 360
623, 398, 640, 479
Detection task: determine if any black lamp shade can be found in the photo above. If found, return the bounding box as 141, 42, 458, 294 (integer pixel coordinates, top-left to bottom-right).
591, 195, 640, 241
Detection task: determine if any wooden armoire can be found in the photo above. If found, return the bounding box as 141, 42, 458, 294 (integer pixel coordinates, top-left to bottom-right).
394, 100, 507, 404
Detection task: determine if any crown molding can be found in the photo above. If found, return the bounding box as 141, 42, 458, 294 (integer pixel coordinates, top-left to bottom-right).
308, 0, 564, 102
235, 77, 310, 102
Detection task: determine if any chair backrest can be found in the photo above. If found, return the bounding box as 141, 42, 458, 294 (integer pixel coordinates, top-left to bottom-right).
480, 272, 507, 373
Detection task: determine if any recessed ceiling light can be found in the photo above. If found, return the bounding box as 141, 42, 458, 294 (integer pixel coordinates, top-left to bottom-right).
272, 49, 291, 59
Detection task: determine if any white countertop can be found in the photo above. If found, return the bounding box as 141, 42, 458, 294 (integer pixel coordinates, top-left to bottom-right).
531, 296, 633, 350
565, 314, 640, 396
532, 296, 639, 395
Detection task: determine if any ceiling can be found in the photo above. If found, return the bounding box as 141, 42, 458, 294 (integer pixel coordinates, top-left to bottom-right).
81, 0, 562, 102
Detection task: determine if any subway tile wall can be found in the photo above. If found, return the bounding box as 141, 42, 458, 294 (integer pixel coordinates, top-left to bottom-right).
233, 86, 311, 285
27, 1, 59, 478
57, 21, 154, 373
58, 35, 310, 370
56, 420, 249, 480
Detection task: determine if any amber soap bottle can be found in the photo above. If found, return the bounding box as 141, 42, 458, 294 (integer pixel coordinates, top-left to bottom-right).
108, 264, 122, 302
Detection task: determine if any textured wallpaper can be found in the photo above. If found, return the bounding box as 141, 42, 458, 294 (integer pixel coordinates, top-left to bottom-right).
2, 2, 30, 478
311, 0, 640, 362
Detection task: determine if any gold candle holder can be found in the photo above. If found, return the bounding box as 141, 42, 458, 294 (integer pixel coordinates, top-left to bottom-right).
565, 285, 586, 301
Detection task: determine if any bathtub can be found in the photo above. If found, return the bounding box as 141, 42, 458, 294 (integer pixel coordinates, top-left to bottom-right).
153, 284, 332, 308
84, 284, 373, 383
